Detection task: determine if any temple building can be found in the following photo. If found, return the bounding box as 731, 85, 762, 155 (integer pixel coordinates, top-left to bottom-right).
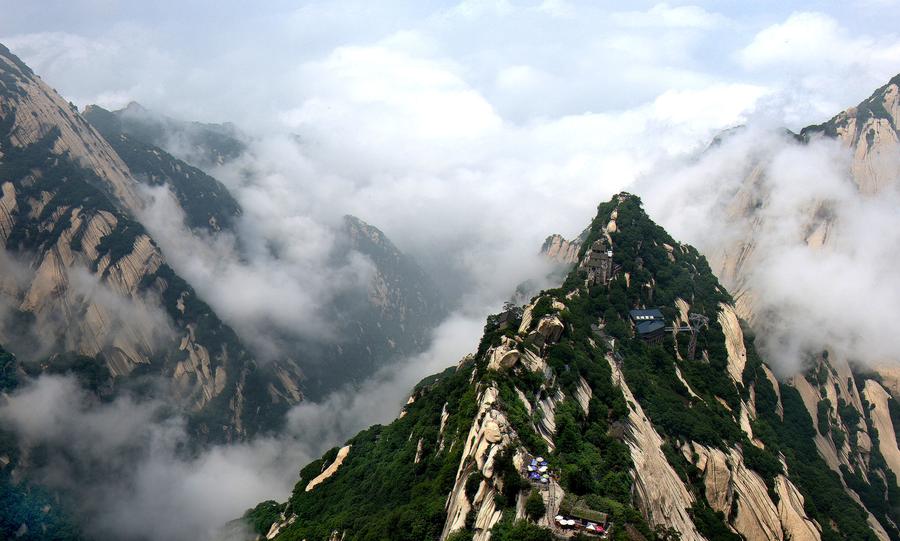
629, 308, 666, 345
581, 238, 614, 286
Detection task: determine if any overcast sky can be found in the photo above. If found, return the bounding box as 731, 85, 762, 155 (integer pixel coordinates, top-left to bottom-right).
2, 1, 899, 127
2, 0, 899, 346
2, 2, 898, 251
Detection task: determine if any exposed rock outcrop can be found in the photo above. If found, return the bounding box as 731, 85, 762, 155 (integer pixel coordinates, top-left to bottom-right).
688, 442, 821, 541
0, 45, 143, 213
606, 353, 704, 541
862, 380, 900, 485
306, 446, 352, 492
718, 303, 747, 384
442, 386, 515, 541
540, 233, 580, 264
486, 338, 520, 371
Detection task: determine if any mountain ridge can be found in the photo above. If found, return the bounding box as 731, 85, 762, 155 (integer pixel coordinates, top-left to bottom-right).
245, 192, 897, 541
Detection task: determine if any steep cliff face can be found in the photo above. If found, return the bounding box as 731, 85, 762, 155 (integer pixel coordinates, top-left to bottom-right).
245, 193, 887, 541
1, 45, 448, 444
540, 222, 591, 266
0, 45, 143, 215
0, 44, 297, 441
706, 74, 900, 323
540, 233, 582, 265
84, 104, 446, 400
701, 84, 891, 330
801, 74, 900, 195
685, 73, 900, 536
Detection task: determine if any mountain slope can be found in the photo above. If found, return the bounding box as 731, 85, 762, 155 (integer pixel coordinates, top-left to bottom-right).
82, 104, 242, 233
1, 42, 447, 436
0, 45, 452, 540
540, 76, 900, 537
82, 105, 447, 399
245, 193, 889, 541
84, 100, 246, 170
711, 73, 900, 322
0, 43, 295, 441
0, 45, 142, 214
800, 73, 900, 195
679, 74, 900, 536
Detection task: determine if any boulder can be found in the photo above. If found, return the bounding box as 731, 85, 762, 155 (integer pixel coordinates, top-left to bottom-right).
535, 315, 564, 344
487, 343, 520, 371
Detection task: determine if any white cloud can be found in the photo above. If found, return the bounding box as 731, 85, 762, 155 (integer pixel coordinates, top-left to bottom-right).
0, 307, 488, 541
639, 127, 900, 374
736, 11, 900, 124
738, 11, 900, 71
0, 374, 304, 541
612, 3, 730, 29
286, 43, 503, 144
448, 0, 515, 19
2, 3, 900, 536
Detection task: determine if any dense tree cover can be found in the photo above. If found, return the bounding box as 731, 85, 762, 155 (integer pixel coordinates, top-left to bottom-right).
742, 343, 893, 541
558, 196, 756, 457
490, 516, 554, 541
840, 391, 900, 539
87, 125, 243, 233
82, 103, 247, 170
525, 489, 546, 520
480, 286, 653, 538
93, 219, 148, 269
253, 193, 895, 541
588, 195, 898, 541
0, 344, 18, 392
246, 363, 480, 541
531, 194, 891, 540
244, 500, 282, 536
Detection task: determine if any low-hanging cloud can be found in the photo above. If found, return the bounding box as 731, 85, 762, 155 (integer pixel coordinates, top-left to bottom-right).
284, 309, 485, 445
639, 124, 900, 374
136, 183, 375, 358
0, 249, 174, 364
0, 373, 308, 541
0, 306, 486, 541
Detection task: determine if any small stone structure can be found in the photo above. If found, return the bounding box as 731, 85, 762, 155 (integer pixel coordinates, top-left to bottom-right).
580, 239, 615, 286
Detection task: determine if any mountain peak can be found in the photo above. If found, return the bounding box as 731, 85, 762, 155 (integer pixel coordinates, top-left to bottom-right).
123, 100, 147, 113
800, 71, 899, 143
0, 42, 33, 78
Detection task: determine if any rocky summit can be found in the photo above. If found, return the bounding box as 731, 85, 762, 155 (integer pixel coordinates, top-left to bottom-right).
244, 191, 899, 541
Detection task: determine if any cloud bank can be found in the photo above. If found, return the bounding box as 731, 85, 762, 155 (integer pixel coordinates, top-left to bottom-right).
0, 307, 485, 541
640, 126, 900, 374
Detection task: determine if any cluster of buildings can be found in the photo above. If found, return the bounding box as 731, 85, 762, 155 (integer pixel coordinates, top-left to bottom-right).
555, 495, 611, 538
579, 238, 617, 287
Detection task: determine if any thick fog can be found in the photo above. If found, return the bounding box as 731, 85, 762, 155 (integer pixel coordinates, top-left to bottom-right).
640, 126, 900, 375
0, 250, 175, 363
0, 310, 483, 541
1, 2, 900, 540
